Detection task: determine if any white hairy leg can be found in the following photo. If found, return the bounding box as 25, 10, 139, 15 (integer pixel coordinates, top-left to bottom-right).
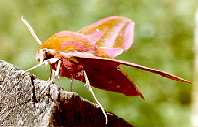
83, 70, 108, 124
25, 58, 59, 72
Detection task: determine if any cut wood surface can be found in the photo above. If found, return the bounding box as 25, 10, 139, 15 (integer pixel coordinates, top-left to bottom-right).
0, 60, 133, 127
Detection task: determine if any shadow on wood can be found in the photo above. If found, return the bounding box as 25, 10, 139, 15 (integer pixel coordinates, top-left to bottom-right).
0, 60, 134, 127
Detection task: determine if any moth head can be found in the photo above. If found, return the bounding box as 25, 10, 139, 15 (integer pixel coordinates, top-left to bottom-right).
36, 48, 56, 63
21, 17, 58, 64
35, 49, 45, 63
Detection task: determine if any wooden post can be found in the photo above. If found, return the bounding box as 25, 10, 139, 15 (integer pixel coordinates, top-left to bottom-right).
0, 60, 133, 127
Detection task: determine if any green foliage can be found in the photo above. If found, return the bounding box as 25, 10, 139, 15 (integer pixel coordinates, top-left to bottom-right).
0, 0, 195, 126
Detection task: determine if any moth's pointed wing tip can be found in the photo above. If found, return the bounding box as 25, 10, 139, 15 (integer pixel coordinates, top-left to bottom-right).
166, 75, 192, 85
126, 91, 144, 100
188, 81, 192, 84
124, 87, 144, 99
140, 93, 145, 100
181, 79, 192, 84
136, 90, 145, 100
119, 60, 192, 85
161, 72, 192, 85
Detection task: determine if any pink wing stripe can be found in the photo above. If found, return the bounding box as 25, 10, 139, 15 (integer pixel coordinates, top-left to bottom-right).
55, 31, 94, 45
104, 22, 126, 48
84, 29, 103, 45
123, 22, 135, 50
97, 47, 124, 58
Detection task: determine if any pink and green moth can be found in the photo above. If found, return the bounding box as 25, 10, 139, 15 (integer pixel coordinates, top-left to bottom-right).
21, 16, 191, 124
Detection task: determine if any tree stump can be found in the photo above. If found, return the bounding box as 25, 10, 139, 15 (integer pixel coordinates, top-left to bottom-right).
0, 60, 133, 127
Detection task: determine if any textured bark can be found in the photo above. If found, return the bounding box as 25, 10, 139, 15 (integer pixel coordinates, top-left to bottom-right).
0, 60, 133, 127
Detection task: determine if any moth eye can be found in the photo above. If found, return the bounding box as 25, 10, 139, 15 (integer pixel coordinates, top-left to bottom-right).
42, 48, 47, 52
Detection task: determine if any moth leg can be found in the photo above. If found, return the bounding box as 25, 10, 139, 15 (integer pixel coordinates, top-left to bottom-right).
40, 60, 61, 96
35, 66, 54, 96
24, 62, 43, 72
83, 70, 108, 124
48, 67, 55, 81
54, 60, 61, 79
24, 60, 49, 72
25, 58, 59, 72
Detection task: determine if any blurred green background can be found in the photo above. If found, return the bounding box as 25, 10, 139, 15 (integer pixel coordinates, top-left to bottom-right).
0, 0, 196, 127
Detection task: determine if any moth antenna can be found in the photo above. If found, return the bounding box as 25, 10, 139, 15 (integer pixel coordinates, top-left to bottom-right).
21, 16, 42, 45
83, 70, 108, 124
